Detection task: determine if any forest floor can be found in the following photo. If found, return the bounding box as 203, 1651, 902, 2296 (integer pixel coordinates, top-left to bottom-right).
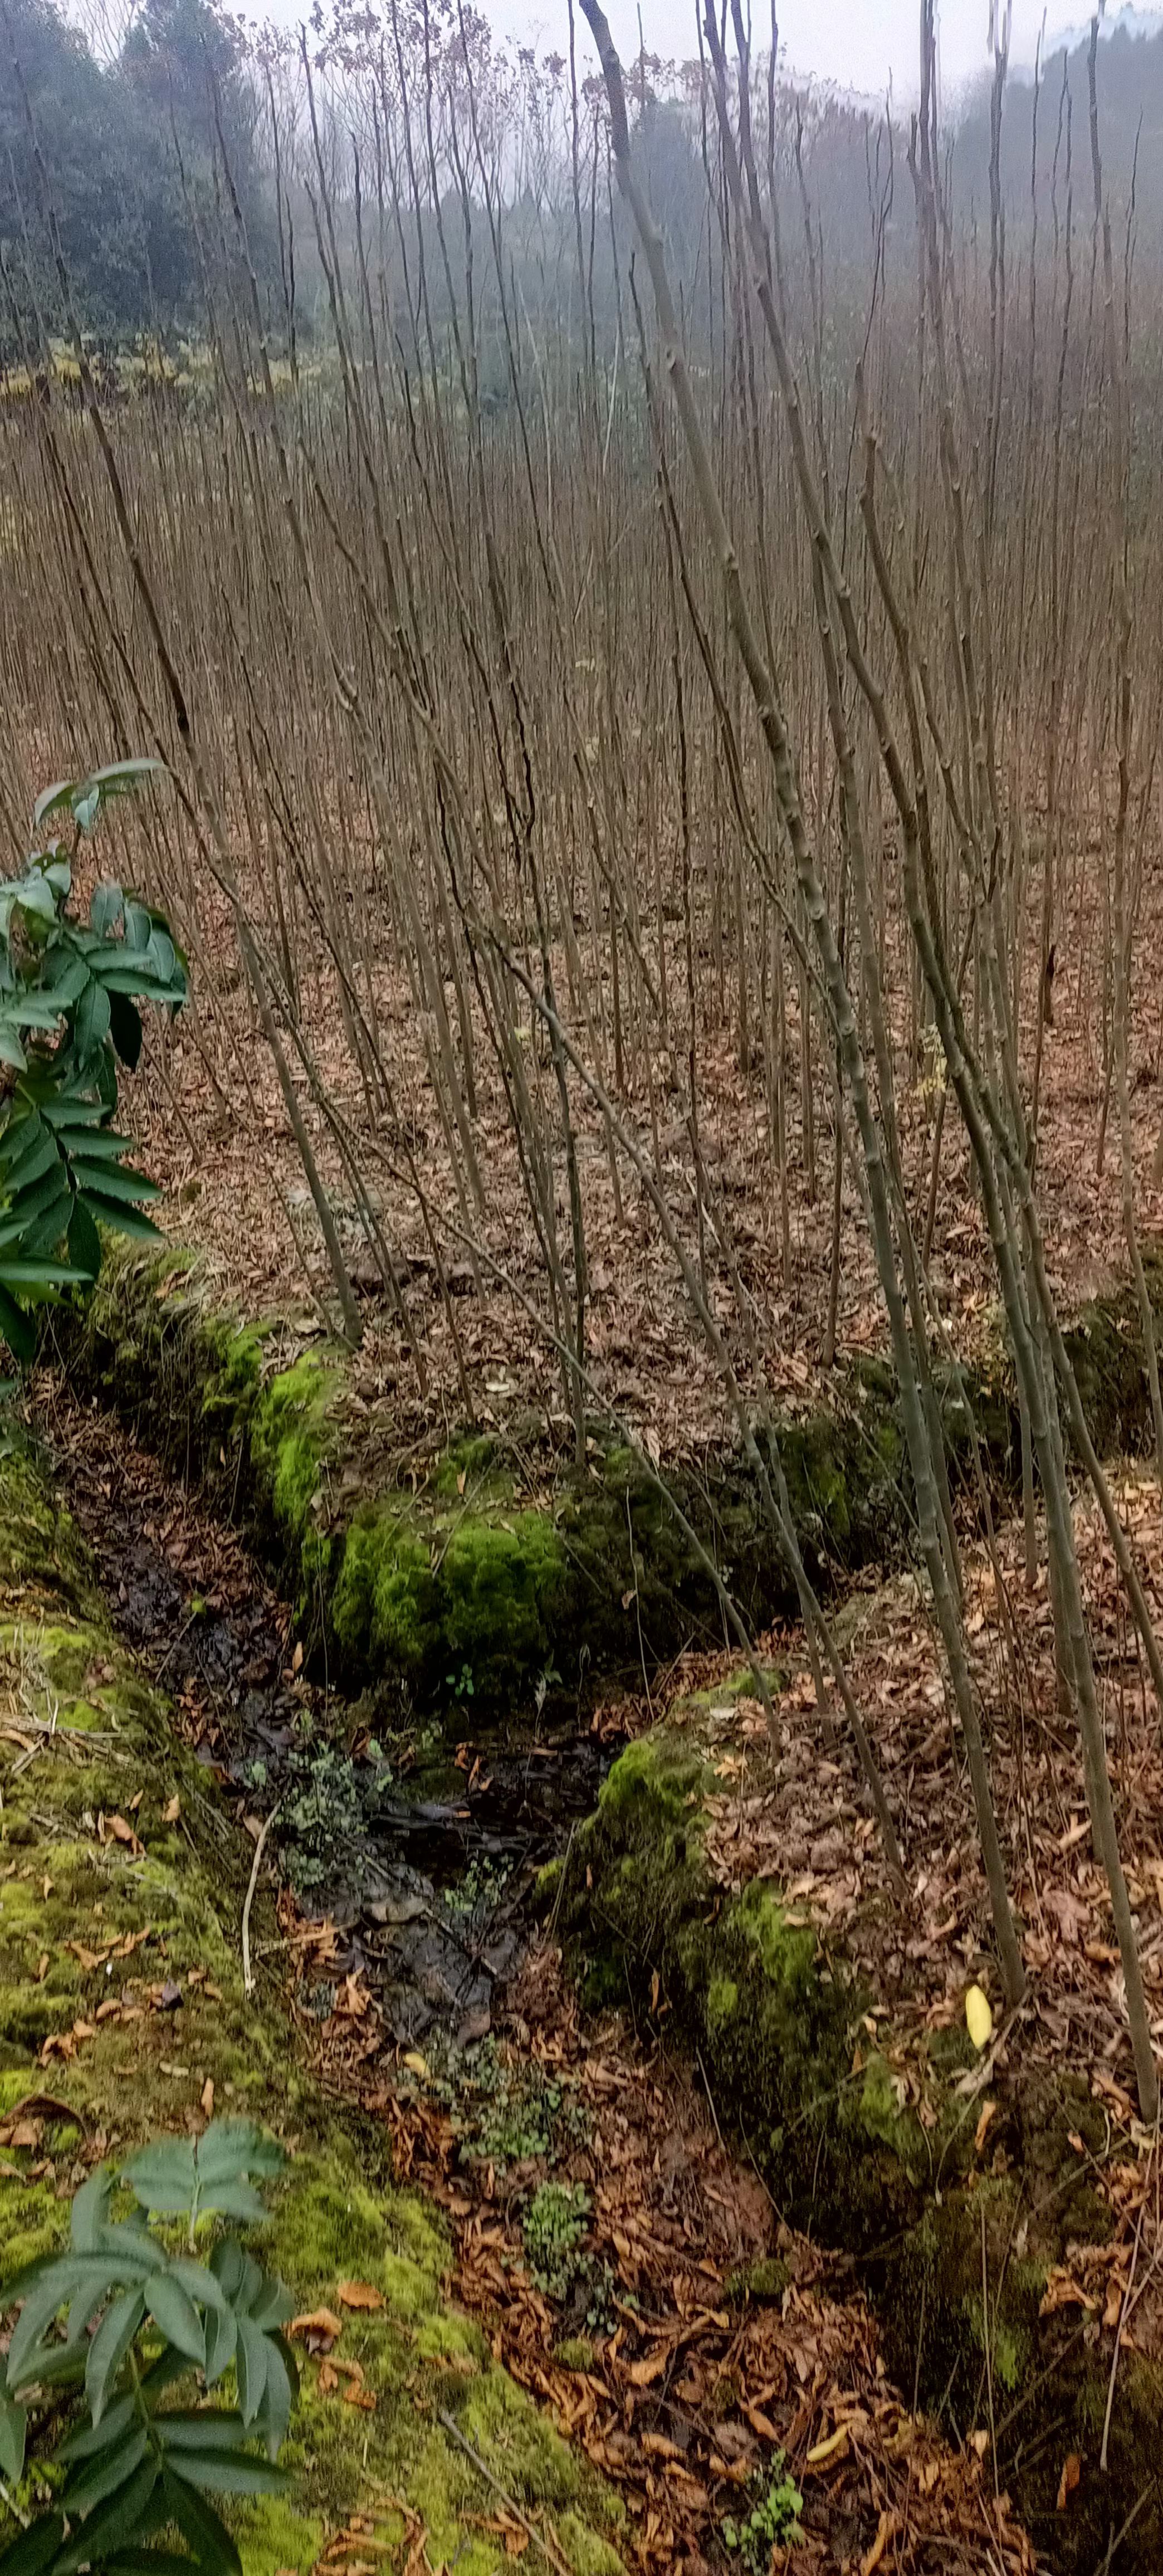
123, 857, 1163, 1466
42, 1378, 1163, 2574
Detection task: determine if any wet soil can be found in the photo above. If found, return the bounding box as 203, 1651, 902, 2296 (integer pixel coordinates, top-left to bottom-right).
41, 1379, 619, 2056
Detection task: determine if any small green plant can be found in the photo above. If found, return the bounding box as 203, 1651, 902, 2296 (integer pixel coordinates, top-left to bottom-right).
448, 2044, 590, 2170
721, 2458, 804, 2570
0, 2118, 297, 2576
521, 2182, 590, 2301
445, 1663, 474, 1702
280, 1729, 392, 1895
444, 1853, 509, 1923
0, 762, 187, 1363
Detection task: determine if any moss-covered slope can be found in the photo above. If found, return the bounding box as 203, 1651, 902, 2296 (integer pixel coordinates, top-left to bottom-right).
60, 1242, 1163, 1716
0, 1455, 624, 2576
555, 1711, 1163, 2574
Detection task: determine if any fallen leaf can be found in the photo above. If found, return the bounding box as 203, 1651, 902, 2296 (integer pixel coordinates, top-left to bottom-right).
290, 2307, 344, 2350
338, 2281, 384, 2312
965, 1985, 993, 2050
862, 2510, 896, 2576
164, 1794, 182, 1823
974, 2099, 999, 2156
201, 2077, 215, 2118
105, 1813, 143, 1853
805, 2424, 849, 2467
1057, 2452, 1081, 2511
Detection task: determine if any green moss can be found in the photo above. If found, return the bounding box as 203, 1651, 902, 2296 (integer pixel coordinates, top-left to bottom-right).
250, 1354, 341, 1545
706, 1975, 739, 2031
0, 1453, 625, 2576
724, 2258, 789, 2307
65, 1240, 1163, 1733
331, 1505, 566, 1706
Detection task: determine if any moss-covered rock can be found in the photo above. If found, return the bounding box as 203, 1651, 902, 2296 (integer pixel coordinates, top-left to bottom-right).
58, 1242, 1163, 1720
0, 1456, 626, 2576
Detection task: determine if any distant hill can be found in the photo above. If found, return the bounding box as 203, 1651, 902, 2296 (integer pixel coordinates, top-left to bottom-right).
953, 12, 1163, 243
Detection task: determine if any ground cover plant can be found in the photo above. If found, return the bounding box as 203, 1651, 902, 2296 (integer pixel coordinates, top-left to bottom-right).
0, 2123, 297, 2576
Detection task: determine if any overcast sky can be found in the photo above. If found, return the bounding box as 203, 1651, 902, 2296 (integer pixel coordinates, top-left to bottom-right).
486, 2, 1148, 104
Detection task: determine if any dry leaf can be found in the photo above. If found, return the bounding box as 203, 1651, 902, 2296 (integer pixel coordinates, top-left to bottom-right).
1057, 2452, 1081, 2511
805, 2424, 849, 2467
337, 2281, 384, 2312
290, 2307, 344, 2350
974, 2099, 998, 2157
201, 2077, 215, 2119
164, 1794, 182, 1823
105, 1813, 143, 1853
861, 2510, 896, 2576
965, 1985, 993, 2050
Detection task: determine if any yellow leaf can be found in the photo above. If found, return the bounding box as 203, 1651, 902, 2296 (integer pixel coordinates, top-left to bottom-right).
965, 1984, 994, 2050
402, 2050, 429, 2080
805, 2423, 849, 2466
338, 2280, 384, 2312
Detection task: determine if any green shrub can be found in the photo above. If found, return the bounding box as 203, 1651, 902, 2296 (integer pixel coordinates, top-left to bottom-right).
0, 2119, 298, 2576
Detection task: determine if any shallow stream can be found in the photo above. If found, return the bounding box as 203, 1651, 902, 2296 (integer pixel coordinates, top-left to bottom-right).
47, 1389, 618, 2057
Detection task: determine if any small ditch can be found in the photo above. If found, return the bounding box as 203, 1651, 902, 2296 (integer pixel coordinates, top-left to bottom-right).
44, 1386, 620, 2056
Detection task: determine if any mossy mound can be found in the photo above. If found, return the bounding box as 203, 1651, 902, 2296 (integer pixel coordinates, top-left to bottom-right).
59, 1242, 1163, 1719
558, 1719, 1163, 2572
0, 1453, 625, 2576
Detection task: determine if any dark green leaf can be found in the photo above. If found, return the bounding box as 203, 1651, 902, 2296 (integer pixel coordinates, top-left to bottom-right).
196, 2182, 265, 2226
40, 954, 89, 1009
58, 2393, 138, 2466
0, 2514, 65, 2576
67, 1196, 102, 1280
55, 2456, 160, 2574
155, 2414, 245, 2453
165, 2262, 228, 2317
66, 1163, 160, 1206
196, 2123, 283, 2190
161, 2467, 242, 2576
166, 2451, 287, 2499
75, 978, 112, 1061
202, 2306, 237, 2390
78, 1195, 161, 1243
86, 2287, 146, 2425
13, 880, 57, 927
144, 2279, 204, 2369
256, 2334, 294, 2456
0, 2388, 26, 2485
0, 1282, 36, 1365
121, 2140, 197, 2217
233, 2318, 267, 2427
70, 2169, 112, 2256
90, 882, 125, 939
62, 2422, 149, 2518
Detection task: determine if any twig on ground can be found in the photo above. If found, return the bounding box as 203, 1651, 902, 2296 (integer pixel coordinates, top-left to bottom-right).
242, 1799, 283, 1997
436, 2409, 572, 2575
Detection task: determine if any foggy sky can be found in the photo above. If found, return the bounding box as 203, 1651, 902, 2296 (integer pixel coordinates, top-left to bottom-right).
478, 0, 1145, 104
